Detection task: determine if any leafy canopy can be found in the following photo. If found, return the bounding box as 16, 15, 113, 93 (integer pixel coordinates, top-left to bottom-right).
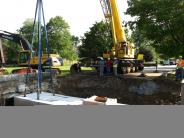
126, 0, 184, 58
79, 21, 113, 58
46, 16, 77, 60
18, 16, 78, 60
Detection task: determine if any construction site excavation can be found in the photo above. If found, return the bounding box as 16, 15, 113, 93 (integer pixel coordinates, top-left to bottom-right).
0, 0, 184, 106
0, 69, 182, 106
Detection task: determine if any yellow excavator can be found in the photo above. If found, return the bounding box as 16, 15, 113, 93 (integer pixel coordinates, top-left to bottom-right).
0, 30, 63, 74
99, 0, 144, 73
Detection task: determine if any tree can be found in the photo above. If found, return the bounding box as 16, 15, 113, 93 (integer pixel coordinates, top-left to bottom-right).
18, 19, 38, 51
0, 40, 20, 64
126, 0, 184, 58
46, 16, 77, 60
79, 21, 113, 58
131, 27, 157, 61
72, 36, 80, 56
18, 17, 78, 60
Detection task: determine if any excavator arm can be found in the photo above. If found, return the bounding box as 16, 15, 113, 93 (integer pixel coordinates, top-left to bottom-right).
0, 30, 32, 51
0, 30, 34, 67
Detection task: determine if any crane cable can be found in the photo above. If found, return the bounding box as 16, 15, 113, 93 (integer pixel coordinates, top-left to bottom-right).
25, 0, 53, 100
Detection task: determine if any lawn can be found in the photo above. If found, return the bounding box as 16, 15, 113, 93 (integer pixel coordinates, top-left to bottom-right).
59, 65, 94, 76
1, 65, 94, 76
3, 67, 27, 74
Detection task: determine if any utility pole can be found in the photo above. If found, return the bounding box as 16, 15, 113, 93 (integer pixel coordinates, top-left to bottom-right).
0, 39, 5, 67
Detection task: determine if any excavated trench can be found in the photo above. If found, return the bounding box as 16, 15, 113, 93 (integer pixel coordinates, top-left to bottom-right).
56, 72, 181, 105
0, 72, 181, 105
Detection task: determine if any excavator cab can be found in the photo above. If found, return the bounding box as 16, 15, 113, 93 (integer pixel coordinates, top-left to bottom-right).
18, 51, 31, 66
103, 50, 111, 59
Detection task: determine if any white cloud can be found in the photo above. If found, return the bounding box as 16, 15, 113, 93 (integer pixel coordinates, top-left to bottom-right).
0, 0, 130, 37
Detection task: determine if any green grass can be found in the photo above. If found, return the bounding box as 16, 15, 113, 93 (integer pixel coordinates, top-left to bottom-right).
58, 66, 94, 76
3, 67, 26, 74
81, 67, 94, 71
2, 65, 94, 76
58, 65, 71, 76
60, 65, 71, 70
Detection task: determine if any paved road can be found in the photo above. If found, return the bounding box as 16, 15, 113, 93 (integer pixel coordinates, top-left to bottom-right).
144, 65, 176, 73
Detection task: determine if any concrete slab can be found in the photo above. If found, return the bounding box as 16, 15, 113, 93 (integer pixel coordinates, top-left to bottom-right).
14, 92, 84, 106
14, 92, 124, 106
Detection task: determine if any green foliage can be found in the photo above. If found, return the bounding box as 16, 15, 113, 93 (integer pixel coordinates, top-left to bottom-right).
124, 27, 134, 43
47, 16, 78, 60
17, 17, 78, 60
1, 39, 20, 64
18, 19, 38, 50
126, 0, 184, 58
79, 21, 113, 58
6, 41, 20, 64
139, 47, 155, 62
71, 35, 80, 56
72, 36, 80, 48
131, 27, 157, 61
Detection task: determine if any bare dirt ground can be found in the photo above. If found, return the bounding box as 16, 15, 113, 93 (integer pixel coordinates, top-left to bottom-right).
56, 71, 181, 105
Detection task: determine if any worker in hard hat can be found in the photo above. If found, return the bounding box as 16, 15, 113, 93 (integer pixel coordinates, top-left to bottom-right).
99, 58, 105, 77
106, 58, 113, 74
176, 56, 182, 64
176, 56, 184, 80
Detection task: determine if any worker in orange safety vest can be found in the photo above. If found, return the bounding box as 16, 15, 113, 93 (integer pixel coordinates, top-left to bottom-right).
176, 56, 184, 80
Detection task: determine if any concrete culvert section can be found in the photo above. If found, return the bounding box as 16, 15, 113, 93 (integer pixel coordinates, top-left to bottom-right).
0, 73, 58, 106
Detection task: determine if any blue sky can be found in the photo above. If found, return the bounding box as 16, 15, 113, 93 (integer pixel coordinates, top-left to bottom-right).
0, 0, 130, 37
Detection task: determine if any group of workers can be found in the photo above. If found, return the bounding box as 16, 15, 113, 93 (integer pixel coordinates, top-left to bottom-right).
98, 58, 118, 77
70, 58, 118, 77
70, 56, 184, 79
98, 56, 184, 79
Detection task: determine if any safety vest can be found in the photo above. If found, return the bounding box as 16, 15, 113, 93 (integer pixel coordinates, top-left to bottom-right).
177, 60, 184, 68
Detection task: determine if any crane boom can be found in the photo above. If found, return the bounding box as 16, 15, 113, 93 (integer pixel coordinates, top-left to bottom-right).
100, 0, 127, 43
109, 0, 126, 43
99, 0, 144, 74
100, 0, 135, 58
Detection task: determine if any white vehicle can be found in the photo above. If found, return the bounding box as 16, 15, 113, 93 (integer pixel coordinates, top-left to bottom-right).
163, 60, 170, 65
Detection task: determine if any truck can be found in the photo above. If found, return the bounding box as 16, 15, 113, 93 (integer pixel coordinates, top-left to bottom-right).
0, 30, 63, 74
99, 0, 144, 74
